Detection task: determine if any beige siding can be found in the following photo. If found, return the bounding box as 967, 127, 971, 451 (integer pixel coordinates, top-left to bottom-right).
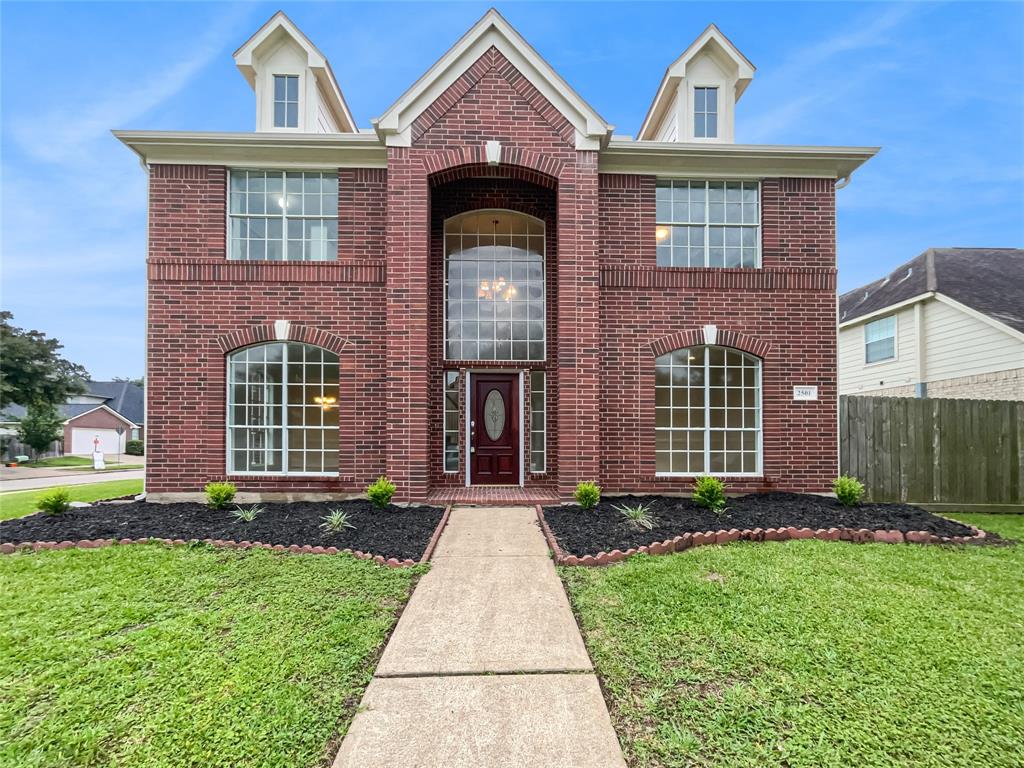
922, 299, 1024, 381
838, 305, 918, 395
838, 297, 1024, 397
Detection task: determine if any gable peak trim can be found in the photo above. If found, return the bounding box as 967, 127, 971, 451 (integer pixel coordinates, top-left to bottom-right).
373, 7, 612, 149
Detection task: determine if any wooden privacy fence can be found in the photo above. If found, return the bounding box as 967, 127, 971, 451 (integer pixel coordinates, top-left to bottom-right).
840, 395, 1023, 507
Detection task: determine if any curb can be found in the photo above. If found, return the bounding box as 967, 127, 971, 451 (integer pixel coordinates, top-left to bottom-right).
0, 536, 423, 568
533, 506, 989, 566
419, 505, 453, 564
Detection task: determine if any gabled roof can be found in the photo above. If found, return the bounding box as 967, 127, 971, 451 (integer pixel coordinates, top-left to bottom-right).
372, 7, 613, 149
839, 248, 1024, 334
638, 24, 755, 141
234, 11, 357, 132
0, 381, 144, 425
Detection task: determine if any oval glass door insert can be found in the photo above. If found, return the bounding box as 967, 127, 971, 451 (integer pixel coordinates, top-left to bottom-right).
483, 388, 506, 440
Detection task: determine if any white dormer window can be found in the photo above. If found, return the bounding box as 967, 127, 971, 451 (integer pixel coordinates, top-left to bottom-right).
694, 87, 718, 138
273, 75, 299, 128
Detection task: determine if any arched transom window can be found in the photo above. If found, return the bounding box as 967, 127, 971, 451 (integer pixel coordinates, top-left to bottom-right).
444, 210, 546, 361
655, 346, 761, 475
227, 342, 339, 475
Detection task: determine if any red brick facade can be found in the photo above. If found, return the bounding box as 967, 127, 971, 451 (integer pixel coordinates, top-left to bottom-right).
144, 46, 839, 500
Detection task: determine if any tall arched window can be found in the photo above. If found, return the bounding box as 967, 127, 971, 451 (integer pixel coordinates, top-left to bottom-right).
227, 342, 339, 474
444, 209, 546, 361
655, 346, 761, 475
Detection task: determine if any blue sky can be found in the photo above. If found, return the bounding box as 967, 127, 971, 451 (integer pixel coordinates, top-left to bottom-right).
2, 1, 1022, 379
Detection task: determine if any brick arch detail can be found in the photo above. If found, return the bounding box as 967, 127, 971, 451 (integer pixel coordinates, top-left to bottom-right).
425, 151, 562, 189
215, 324, 351, 356
214, 324, 357, 480
648, 329, 772, 359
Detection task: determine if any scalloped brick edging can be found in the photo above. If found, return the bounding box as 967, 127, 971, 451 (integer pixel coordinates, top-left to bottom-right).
534, 505, 989, 566
0, 505, 454, 568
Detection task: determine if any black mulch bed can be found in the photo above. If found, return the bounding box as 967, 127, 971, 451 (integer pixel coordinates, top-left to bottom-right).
0, 500, 445, 562
543, 492, 979, 556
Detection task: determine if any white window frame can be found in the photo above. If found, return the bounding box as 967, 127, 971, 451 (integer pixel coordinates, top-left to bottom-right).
226, 169, 338, 262
654, 346, 763, 478
443, 371, 460, 473
864, 314, 898, 365
693, 85, 719, 139
225, 342, 339, 477
529, 370, 546, 473
442, 209, 547, 363
272, 74, 300, 128
655, 179, 762, 268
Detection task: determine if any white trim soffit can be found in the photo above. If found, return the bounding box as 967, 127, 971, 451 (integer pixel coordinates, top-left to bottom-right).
112, 130, 387, 168
601, 140, 879, 180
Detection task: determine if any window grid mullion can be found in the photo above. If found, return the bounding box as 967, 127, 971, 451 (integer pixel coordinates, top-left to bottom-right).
703, 351, 711, 473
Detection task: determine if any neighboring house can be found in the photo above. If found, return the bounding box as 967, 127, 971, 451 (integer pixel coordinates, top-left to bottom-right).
839, 248, 1024, 400
116, 9, 877, 502
1, 381, 144, 456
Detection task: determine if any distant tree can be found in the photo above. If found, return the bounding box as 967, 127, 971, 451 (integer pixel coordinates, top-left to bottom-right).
16, 402, 64, 458
113, 376, 144, 388
0, 312, 88, 409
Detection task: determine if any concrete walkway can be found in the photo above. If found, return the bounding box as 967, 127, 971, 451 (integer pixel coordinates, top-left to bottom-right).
333, 506, 626, 767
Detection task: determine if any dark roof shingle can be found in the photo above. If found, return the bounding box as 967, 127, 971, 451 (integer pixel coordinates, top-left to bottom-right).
0, 381, 144, 425
839, 248, 1024, 333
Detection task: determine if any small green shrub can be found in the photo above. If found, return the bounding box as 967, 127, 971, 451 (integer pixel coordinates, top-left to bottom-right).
574, 481, 601, 510
834, 474, 866, 506
367, 476, 396, 508
693, 475, 727, 512
320, 508, 356, 533
204, 482, 237, 510
125, 440, 144, 456
615, 501, 655, 530
230, 504, 263, 523
37, 487, 72, 515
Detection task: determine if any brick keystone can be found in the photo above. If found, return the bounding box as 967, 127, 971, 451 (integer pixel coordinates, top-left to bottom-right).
580, 555, 597, 566
272, 544, 285, 551
905, 531, 930, 544
326, 547, 339, 554
792, 528, 815, 540
300, 545, 314, 553
386, 558, 402, 567
638, 545, 649, 555
373, 555, 386, 564
0, 543, 14, 554
648, 542, 665, 555
563, 554, 580, 565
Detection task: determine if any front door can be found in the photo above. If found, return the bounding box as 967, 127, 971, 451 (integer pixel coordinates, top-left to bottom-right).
470, 373, 519, 485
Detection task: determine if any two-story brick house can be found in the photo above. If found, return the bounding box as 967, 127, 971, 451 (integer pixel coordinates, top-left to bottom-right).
117, 9, 876, 503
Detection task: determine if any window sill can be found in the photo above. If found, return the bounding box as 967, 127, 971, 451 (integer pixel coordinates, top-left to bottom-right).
655, 472, 763, 479
227, 472, 344, 480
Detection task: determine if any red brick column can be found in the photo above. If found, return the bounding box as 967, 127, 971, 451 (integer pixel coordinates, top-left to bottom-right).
556, 150, 601, 495
385, 148, 431, 501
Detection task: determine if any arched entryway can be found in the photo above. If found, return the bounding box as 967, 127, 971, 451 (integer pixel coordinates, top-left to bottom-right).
428, 169, 558, 489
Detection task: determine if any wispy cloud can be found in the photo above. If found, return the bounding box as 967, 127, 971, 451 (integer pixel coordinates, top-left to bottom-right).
10, 4, 250, 165
743, 4, 922, 142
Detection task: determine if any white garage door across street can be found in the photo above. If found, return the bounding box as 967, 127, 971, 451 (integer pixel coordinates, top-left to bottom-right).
71, 428, 125, 455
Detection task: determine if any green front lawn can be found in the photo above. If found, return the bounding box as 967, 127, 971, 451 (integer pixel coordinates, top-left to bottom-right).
0, 479, 144, 521
23, 456, 95, 468
0, 544, 420, 767
561, 514, 1023, 768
